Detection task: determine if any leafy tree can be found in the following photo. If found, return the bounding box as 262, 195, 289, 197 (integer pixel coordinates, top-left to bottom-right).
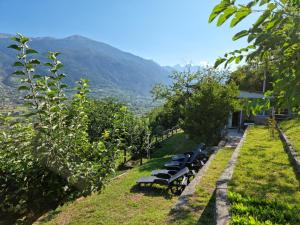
229, 64, 273, 92
87, 98, 125, 143
0, 34, 117, 223
209, 0, 300, 112
152, 67, 237, 144
182, 75, 238, 145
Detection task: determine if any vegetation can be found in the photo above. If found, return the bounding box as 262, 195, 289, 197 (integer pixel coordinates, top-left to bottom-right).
151, 68, 238, 145
34, 133, 198, 225
182, 76, 238, 144
209, 0, 300, 112
280, 117, 300, 154
169, 147, 234, 225
0, 34, 153, 224
228, 126, 300, 224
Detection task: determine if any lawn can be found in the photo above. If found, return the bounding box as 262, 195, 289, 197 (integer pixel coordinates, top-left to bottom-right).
280, 117, 300, 154
228, 126, 300, 224
34, 132, 200, 225
168, 147, 235, 225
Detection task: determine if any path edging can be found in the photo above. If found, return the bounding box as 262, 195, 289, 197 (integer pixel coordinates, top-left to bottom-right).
214, 127, 248, 225
277, 125, 300, 177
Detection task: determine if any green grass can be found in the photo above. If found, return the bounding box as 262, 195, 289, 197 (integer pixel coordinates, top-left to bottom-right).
280, 117, 300, 154
34, 133, 199, 225
228, 126, 300, 225
168, 147, 234, 225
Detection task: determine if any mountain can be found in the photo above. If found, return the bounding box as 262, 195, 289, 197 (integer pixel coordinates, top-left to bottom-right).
0, 34, 171, 100
163, 64, 204, 73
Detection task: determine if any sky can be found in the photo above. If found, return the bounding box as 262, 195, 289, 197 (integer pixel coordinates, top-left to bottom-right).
0, 0, 257, 66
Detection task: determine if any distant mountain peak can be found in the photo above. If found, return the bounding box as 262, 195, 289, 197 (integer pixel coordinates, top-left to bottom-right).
64, 35, 91, 41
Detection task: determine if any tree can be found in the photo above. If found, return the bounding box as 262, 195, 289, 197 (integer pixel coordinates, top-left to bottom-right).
209, 0, 300, 112
229, 64, 273, 92
182, 76, 238, 145
1, 34, 117, 223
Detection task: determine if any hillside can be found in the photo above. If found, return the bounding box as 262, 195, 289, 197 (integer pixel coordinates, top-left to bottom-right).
0, 34, 170, 100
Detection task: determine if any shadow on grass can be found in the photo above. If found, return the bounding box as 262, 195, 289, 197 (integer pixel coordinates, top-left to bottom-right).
130, 184, 174, 199
168, 191, 216, 225
33, 210, 62, 224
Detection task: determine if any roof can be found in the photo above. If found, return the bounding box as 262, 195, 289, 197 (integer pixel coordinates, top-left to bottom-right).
238, 91, 265, 99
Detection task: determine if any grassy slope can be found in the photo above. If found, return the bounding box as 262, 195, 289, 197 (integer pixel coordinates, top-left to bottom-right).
169, 147, 234, 225
280, 117, 300, 154
228, 126, 300, 224
35, 133, 199, 225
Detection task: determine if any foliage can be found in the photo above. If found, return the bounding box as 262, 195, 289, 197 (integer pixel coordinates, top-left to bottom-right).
0, 34, 116, 223
229, 192, 300, 225
33, 133, 198, 225
182, 75, 238, 144
151, 67, 235, 143
87, 98, 125, 143
87, 98, 152, 165
229, 65, 273, 92
209, 0, 300, 111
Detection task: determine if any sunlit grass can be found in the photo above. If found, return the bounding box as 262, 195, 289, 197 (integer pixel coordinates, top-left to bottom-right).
168, 147, 234, 225
35, 132, 199, 225
228, 126, 300, 224
280, 117, 300, 154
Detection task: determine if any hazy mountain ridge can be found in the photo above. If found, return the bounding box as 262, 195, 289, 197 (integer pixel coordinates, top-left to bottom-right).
0, 34, 171, 97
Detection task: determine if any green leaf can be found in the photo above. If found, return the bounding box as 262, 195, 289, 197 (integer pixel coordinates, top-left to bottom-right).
26, 49, 38, 54
13, 62, 24, 67
44, 62, 53, 67
11, 37, 21, 42
232, 30, 249, 41
247, 34, 256, 43
33, 74, 43, 79
214, 57, 226, 68
208, 2, 230, 23
235, 55, 243, 63
29, 59, 40, 64
259, 0, 270, 6
57, 73, 66, 79
253, 10, 271, 29
225, 56, 235, 68
267, 2, 277, 10
230, 7, 252, 27
13, 70, 25, 75
18, 86, 30, 91
60, 84, 68, 89
247, 0, 259, 7
8, 44, 21, 51
20, 36, 29, 44
56, 62, 64, 70
217, 6, 237, 26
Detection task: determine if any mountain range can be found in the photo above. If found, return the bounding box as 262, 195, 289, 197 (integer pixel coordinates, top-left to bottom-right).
0, 33, 172, 105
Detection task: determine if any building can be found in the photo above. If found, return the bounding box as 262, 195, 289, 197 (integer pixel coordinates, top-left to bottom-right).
227, 91, 271, 129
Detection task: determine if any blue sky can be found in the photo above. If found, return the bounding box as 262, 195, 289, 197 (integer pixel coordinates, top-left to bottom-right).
0, 0, 256, 66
